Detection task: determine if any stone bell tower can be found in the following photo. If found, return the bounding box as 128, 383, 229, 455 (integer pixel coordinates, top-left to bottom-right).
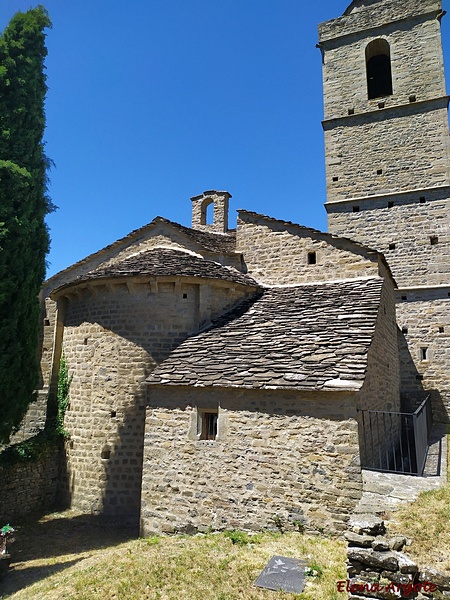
318, 0, 450, 422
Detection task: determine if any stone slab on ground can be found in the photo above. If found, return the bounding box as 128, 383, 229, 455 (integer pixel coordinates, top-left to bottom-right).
254, 555, 307, 594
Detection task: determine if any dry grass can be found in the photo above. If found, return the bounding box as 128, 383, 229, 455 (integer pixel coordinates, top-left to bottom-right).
1, 511, 347, 600
387, 433, 450, 571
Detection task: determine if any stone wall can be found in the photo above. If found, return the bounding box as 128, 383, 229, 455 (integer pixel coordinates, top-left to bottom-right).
327, 190, 450, 289
0, 449, 60, 522
358, 279, 401, 468
141, 386, 363, 536
9, 391, 48, 445
397, 288, 450, 423
323, 104, 450, 204
58, 277, 255, 523
235, 211, 382, 286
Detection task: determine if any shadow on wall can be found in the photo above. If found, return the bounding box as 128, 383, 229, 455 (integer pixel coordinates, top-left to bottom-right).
398, 329, 447, 423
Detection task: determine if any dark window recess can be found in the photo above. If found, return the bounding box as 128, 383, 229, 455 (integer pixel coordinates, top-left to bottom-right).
430, 236, 439, 245
366, 40, 393, 99
416, 374, 424, 381
389, 243, 396, 250
183, 293, 188, 299
401, 295, 408, 301
388, 201, 394, 208
83, 338, 88, 345
44, 318, 50, 326
110, 410, 117, 418
353, 205, 360, 212
378, 101, 385, 109
307, 251, 317, 265
101, 450, 111, 460
419, 196, 426, 203
200, 411, 218, 440
402, 327, 408, 334
332, 176, 339, 182
348, 108, 355, 115
377, 169, 383, 175
420, 347, 429, 361
439, 326, 445, 333
409, 95, 417, 103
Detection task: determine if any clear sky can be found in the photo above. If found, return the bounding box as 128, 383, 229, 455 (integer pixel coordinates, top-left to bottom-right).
1, 1, 449, 278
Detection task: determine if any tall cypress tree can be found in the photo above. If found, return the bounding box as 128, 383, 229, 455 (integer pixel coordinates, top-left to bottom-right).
0, 6, 52, 443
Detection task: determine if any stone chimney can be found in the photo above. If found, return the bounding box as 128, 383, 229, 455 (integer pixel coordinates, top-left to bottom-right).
190, 190, 231, 233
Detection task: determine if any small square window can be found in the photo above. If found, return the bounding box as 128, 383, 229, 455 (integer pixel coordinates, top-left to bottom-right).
377, 169, 383, 175
409, 95, 417, 103
416, 374, 424, 381
420, 347, 429, 361
199, 410, 218, 440
44, 318, 50, 326
307, 251, 317, 265
430, 236, 439, 245
183, 293, 188, 299
332, 176, 339, 182
388, 201, 394, 208
439, 326, 445, 333
401, 295, 408, 301
353, 205, 360, 213
419, 196, 426, 203
378, 101, 385, 109
348, 108, 355, 115
402, 327, 408, 334
389, 243, 396, 250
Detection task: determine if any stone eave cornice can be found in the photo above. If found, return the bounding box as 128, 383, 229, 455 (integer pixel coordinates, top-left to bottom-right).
145, 381, 361, 392
322, 96, 449, 130
325, 184, 450, 207
50, 274, 260, 301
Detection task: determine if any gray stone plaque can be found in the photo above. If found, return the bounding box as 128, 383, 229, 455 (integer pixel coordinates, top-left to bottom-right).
254, 555, 307, 594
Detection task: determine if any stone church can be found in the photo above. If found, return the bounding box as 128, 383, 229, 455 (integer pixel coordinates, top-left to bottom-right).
35, 0, 449, 534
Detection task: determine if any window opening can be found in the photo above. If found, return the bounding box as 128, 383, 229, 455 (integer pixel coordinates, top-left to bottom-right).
401, 295, 407, 301
420, 347, 429, 361
388, 201, 394, 208
402, 327, 408, 334
389, 243, 396, 250
199, 410, 218, 440
378, 101, 385, 109
439, 326, 445, 333
377, 169, 383, 175
366, 39, 393, 99
430, 236, 439, 245
419, 197, 426, 203
353, 205, 360, 212
348, 108, 355, 115
44, 318, 50, 326
307, 251, 317, 265
409, 95, 417, 103
332, 176, 339, 182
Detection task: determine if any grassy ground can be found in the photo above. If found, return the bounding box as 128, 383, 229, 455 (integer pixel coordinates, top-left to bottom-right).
387, 432, 450, 572
0, 511, 347, 600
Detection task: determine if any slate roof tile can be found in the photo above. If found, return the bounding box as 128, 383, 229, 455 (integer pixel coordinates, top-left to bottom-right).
146, 277, 384, 391
53, 248, 258, 293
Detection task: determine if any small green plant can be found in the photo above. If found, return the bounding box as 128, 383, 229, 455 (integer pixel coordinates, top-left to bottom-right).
0, 525, 15, 555
272, 514, 284, 533
56, 353, 73, 436
292, 519, 305, 533
305, 560, 323, 578
224, 530, 260, 546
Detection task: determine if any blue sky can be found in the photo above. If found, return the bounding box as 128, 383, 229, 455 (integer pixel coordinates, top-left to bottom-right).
1, 1, 449, 278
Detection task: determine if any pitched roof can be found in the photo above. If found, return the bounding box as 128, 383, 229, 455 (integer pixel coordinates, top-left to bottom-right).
52, 248, 258, 295
146, 277, 384, 391
44, 217, 237, 293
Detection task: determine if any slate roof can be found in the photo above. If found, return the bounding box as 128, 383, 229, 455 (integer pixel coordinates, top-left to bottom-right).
146, 277, 384, 391
52, 248, 258, 293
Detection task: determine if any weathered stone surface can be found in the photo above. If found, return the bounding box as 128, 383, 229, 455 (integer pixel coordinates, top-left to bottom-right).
389, 536, 407, 552
345, 532, 375, 548
393, 552, 418, 574
347, 548, 399, 572
372, 537, 390, 552
349, 515, 386, 536
419, 568, 450, 590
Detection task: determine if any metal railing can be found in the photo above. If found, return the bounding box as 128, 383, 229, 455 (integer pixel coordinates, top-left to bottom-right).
359, 395, 432, 476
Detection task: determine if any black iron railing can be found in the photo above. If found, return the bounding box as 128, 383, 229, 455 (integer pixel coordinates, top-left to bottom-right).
359, 395, 432, 476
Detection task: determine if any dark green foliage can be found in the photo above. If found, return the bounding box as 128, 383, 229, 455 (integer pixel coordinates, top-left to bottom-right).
56, 353, 72, 436
0, 6, 52, 443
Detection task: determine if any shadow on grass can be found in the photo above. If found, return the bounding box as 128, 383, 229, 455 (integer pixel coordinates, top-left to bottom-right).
0, 558, 82, 598
0, 511, 137, 597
